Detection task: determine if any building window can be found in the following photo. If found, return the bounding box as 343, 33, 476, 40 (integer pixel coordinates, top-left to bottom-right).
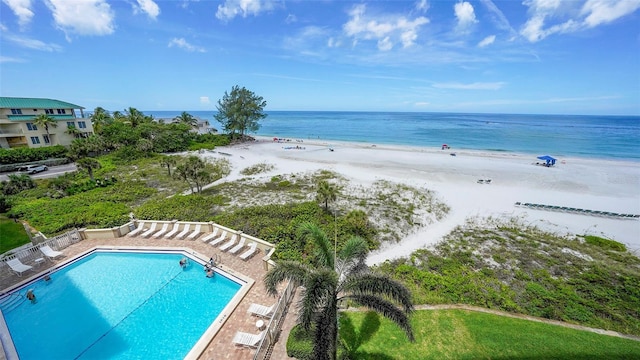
43, 135, 50, 144
11, 109, 23, 115
67, 121, 75, 128
57, 109, 66, 114
45, 109, 54, 114
78, 121, 87, 129
26, 123, 38, 131
30, 136, 41, 145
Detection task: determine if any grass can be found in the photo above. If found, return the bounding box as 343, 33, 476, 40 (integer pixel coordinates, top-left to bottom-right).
339, 309, 640, 360
0, 214, 30, 254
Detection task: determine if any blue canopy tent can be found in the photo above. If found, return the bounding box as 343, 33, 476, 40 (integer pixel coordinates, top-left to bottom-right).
537, 155, 556, 166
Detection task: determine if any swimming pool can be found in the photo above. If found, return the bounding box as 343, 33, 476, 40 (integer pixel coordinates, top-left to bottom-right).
0, 250, 244, 359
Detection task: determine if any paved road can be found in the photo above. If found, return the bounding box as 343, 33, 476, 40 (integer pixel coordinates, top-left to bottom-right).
0, 163, 78, 181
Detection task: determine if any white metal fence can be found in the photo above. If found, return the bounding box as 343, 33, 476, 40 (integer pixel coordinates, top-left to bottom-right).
253, 280, 297, 360
1, 229, 81, 267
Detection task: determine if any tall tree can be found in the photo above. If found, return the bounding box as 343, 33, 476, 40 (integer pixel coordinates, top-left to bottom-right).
264, 223, 414, 360
66, 125, 83, 139
76, 158, 101, 181
173, 111, 198, 128
316, 180, 339, 211
160, 156, 178, 176
90, 107, 112, 134
33, 114, 57, 145
215, 85, 267, 139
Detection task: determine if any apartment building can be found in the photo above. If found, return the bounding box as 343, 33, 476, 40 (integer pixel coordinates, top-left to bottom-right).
0, 97, 93, 149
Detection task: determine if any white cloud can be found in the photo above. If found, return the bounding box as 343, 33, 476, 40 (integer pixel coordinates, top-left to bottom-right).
3, 32, 63, 51
343, 4, 429, 51
168, 37, 206, 52
134, 0, 160, 20
200, 96, 210, 104
454, 1, 478, 31
478, 0, 518, 39
414, 101, 430, 107
433, 81, 505, 90
216, 0, 274, 21
581, 0, 640, 27
45, 0, 115, 38
0, 55, 26, 63
2, 0, 34, 28
415, 0, 429, 13
478, 35, 496, 47
521, 0, 640, 42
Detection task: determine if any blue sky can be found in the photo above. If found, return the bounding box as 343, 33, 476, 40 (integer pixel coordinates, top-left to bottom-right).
1, 0, 639, 115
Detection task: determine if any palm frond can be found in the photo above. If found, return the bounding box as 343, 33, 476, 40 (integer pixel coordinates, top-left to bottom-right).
298, 222, 335, 270
264, 260, 309, 296
344, 293, 415, 342
340, 273, 414, 313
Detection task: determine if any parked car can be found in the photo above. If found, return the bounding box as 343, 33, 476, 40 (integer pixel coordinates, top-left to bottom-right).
22, 165, 48, 174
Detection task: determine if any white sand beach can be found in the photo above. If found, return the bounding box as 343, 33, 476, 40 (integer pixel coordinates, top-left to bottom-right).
203, 137, 640, 265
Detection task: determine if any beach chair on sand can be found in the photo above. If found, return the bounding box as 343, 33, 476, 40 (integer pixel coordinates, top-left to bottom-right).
209, 231, 228, 246
153, 223, 170, 238
200, 228, 219, 242
176, 224, 191, 240
141, 222, 158, 238
164, 223, 181, 239
40, 245, 64, 260
128, 222, 145, 237
232, 330, 265, 348
219, 235, 237, 252
6, 258, 33, 277
186, 224, 202, 240
248, 303, 275, 319
240, 242, 258, 260
229, 238, 246, 254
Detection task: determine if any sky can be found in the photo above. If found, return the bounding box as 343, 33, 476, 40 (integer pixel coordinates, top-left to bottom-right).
1, 0, 639, 115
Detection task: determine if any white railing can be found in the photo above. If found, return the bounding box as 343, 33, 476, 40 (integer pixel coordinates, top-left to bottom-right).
253, 279, 297, 360
0, 229, 81, 266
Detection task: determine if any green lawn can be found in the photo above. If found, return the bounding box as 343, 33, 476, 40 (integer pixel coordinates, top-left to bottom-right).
339, 309, 640, 360
0, 214, 31, 253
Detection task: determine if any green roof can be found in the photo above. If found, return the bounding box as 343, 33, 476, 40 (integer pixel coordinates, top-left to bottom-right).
0, 97, 84, 110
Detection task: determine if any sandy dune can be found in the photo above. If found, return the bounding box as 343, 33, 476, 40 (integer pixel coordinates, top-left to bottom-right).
202, 137, 640, 265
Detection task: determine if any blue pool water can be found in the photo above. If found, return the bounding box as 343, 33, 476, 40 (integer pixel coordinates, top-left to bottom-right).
1, 251, 242, 359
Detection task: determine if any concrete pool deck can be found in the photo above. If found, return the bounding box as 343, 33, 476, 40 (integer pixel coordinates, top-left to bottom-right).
0, 237, 298, 360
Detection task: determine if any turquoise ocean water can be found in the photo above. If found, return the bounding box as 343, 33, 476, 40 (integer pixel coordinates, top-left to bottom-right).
146, 111, 640, 161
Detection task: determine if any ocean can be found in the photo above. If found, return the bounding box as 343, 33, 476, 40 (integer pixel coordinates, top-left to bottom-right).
145, 111, 640, 161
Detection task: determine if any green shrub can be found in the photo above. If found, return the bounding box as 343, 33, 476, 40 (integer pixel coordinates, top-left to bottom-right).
0, 145, 67, 164
583, 235, 626, 252
286, 324, 313, 360
134, 194, 227, 221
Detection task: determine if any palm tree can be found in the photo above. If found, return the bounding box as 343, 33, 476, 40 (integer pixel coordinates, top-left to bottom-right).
264, 223, 414, 360
66, 125, 83, 139
33, 114, 57, 145
90, 107, 112, 134
76, 158, 101, 181
160, 156, 178, 176
173, 111, 198, 128
316, 180, 339, 211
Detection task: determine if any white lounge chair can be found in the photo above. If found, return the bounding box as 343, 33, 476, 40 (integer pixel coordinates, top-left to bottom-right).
141, 222, 158, 238
232, 330, 265, 348
248, 303, 275, 318
229, 238, 246, 254
164, 223, 181, 239
219, 235, 237, 251
40, 245, 63, 259
209, 230, 228, 246
6, 258, 33, 277
200, 228, 219, 242
186, 224, 202, 240
128, 222, 145, 237
240, 242, 258, 260
152, 223, 170, 238
176, 224, 191, 239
